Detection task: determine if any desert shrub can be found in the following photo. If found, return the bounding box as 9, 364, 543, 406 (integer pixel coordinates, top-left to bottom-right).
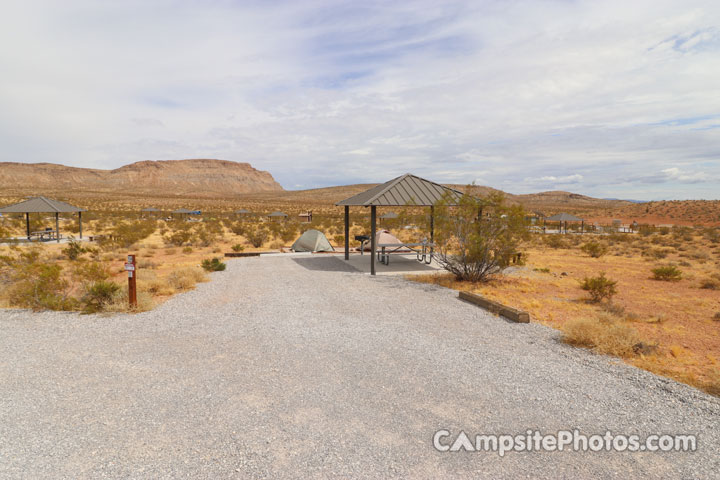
699, 278, 719, 290
544, 235, 569, 249
580, 272, 618, 302
333, 235, 344, 246
713, 312, 720, 321
0, 249, 76, 310
247, 227, 269, 248
164, 248, 177, 255
182, 246, 193, 254
113, 220, 157, 248
82, 280, 121, 313
231, 244, 244, 252
71, 260, 110, 283
201, 258, 226, 272
580, 241, 608, 258
167, 267, 208, 291
434, 191, 526, 282
561, 315, 644, 357
62, 237, 88, 260
651, 265, 682, 281
166, 229, 194, 247
104, 285, 155, 313
230, 222, 246, 236
280, 224, 299, 243
270, 239, 285, 250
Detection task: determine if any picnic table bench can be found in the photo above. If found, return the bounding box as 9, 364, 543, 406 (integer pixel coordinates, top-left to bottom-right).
377, 241, 434, 265
30, 229, 60, 241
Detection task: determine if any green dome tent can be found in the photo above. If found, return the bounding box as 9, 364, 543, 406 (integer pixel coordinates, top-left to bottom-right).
291, 229, 335, 253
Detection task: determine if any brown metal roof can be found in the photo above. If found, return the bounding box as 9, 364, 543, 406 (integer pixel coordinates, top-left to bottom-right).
0, 196, 85, 213
546, 213, 584, 222
335, 174, 463, 206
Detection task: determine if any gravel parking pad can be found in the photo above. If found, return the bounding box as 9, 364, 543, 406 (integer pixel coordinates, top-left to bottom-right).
1, 255, 718, 478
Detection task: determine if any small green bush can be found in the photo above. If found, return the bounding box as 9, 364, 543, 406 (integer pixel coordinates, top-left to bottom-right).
62, 237, 87, 260
201, 258, 226, 272
580, 272, 618, 303
82, 280, 120, 313
580, 241, 608, 258
651, 265, 682, 281
231, 244, 245, 252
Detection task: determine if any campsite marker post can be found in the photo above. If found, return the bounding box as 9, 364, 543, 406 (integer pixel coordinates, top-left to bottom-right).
125, 254, 137, 308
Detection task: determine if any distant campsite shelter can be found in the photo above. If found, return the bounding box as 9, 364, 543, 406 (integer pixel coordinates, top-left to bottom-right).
268, 211, 288, 221
0, 196, 86, 243
545, 213, 584, 234
141, 207, 161, 218
235, 209, 251, 217
172, 208, 200, 220
336, 174, 462, 275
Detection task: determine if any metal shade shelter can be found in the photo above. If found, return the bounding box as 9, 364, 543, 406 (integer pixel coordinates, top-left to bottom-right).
0, 196, 86, 243
235, 209, 251, 215
545, 212, 584, 234
335, 173, 463, 275
171, 208, 200, 219
268, 211, 288, 220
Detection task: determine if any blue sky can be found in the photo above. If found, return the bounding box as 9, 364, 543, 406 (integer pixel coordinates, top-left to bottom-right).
0, 0, 719, 199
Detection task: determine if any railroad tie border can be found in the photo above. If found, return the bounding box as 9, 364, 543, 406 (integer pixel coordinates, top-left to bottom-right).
458, 291, 530, 323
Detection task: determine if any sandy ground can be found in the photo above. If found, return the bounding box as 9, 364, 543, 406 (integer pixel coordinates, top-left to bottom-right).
0, 255, 718, 478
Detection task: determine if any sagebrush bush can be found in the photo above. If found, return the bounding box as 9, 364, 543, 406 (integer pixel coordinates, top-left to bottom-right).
651, 265, 682, 281
247, 228, 269, 248
544, 235, 568, 249
62, 237, 87, 260
82, 280, 120, 313
699, 279, 719, 290
580, 241, 608, 258
231, 244, 244, 252
580, 272, 618, 302
1, 250, 76, 311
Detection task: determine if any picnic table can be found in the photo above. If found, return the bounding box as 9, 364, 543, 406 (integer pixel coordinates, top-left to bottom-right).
377, 241, 434, 265
30, 229, 60, 241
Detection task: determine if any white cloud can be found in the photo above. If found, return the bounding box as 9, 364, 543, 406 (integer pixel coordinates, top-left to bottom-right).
0, 0, 719, 199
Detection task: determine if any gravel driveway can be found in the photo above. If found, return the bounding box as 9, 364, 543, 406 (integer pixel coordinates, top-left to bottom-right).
1, 255, 718, 479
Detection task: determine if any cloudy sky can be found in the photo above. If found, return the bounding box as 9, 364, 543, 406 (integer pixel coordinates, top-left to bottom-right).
1, 0, 719, 199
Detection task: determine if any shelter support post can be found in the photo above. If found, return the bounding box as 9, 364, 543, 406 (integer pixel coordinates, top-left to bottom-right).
55, 213, 60, 243
79, 212, 83, 239
430, 205, 434, 243
370, 205, 376, 276
581, 220, 584, 234
344, 205, 349, 260
25, 213, 30, 239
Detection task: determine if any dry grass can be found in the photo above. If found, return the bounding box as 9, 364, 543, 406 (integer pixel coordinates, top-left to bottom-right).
561, 314, 644, 357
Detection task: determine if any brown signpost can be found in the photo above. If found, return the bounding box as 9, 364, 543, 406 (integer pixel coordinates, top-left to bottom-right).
125, 254, 137, 308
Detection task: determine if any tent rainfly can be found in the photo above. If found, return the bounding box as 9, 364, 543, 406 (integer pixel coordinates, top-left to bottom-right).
335, 173, 463, 275
0, 196, 86, 243
545, 212, 584, 234
291, 229, 334, 252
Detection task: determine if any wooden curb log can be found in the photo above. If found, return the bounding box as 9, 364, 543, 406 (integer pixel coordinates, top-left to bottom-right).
458, 291, 530, 323
224, 252, 262, 258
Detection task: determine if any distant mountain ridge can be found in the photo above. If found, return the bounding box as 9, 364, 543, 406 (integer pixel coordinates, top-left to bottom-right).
0, 159, 283, 197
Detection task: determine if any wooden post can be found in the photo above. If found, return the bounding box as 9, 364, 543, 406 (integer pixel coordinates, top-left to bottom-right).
25, 213, 30, 239
127, 254, 137, 308
78, 211, 83, 239
581, 220, 584, 235
55, 212, 60, 243
370, 205, 377, 276
344, 205, 349, 260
